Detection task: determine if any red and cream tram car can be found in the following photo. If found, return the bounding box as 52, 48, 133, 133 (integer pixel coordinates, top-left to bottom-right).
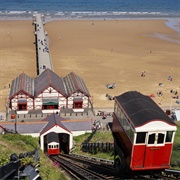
112, 91, 177, 172
47, 132, 60, 155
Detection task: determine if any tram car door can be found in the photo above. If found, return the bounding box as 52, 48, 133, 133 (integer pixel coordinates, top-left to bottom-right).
144, 131, 170, 168
47, 132, 60, 155
132, 130, 175, 170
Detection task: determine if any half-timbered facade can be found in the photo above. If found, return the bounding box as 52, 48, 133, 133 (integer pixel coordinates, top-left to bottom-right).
34, 69, 67, 113
9, 69, 91, 113
9, 73, 34, 114
64, 72, 90, 112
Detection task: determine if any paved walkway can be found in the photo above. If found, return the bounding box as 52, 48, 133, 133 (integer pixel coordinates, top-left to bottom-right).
33, 14, 53, 75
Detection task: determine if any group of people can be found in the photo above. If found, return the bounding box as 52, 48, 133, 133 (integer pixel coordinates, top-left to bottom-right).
38, 38, 49, 53
96, 110, 112, 119
140, 70, 179, 104
157, 83, 179, 99
170, 89, 179, 99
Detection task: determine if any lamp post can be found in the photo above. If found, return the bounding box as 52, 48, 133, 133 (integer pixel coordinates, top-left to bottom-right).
14, 110, 17, 134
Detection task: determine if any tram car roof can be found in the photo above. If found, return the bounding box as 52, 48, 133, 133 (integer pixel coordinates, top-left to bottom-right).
47, 132, 59, 144
115, 91, 176, 128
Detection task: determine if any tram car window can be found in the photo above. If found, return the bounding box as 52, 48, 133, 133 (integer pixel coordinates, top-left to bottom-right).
47, 132, 60, 155
166, 131, 173, 142
112, 91, 177, 172
136, 132, 146, 144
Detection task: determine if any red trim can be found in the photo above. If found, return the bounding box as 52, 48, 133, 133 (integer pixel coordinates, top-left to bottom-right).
10, 89, 33, 101
40, 124, 72, 136
34, 84, 67, 98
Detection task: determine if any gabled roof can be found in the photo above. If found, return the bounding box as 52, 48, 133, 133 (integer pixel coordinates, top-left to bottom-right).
1, 115, 92, 135
40, 113, 71, 135
63, 72, 90, 97
115, 91, 176, 127
9, 73, 34, 99
0, 122, 47, 134
34, 68, 66, 97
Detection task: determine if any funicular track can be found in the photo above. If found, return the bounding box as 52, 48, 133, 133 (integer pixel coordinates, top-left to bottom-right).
50, 154, 123, 179
50, 154, 180, 179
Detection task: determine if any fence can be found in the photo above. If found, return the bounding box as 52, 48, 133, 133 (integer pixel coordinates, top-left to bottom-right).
9, 109, 93, 121
81, 142, 114, 154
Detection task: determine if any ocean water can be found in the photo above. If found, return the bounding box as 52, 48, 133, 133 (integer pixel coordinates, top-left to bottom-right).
0, 0, 179, 20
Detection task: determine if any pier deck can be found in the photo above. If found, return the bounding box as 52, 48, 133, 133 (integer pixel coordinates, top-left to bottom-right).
33, 14, 53, 75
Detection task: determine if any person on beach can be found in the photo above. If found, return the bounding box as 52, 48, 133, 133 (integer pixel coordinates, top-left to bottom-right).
141, 71, 146, 77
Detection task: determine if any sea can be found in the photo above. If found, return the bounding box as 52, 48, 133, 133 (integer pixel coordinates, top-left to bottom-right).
0, 0, 179, 19
0, 0, 179, 32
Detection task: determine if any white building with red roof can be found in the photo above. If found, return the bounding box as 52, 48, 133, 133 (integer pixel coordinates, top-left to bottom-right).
9, 69, 91, 115
0, 113, 93, 153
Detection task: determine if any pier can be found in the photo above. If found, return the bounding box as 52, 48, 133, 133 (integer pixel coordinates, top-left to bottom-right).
33, 14, 54, 75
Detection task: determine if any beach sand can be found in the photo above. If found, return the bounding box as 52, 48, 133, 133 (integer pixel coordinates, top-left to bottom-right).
0, 19, 179, 111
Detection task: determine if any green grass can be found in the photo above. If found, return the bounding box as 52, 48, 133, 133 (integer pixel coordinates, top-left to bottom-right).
73, 125, 180, 169
171, 121, 180, 170
1, 122, 180, 179
73, 131, 114, 160
0, 134, 69, 180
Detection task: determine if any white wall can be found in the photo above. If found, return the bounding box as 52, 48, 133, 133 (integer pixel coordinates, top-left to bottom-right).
72, 130, 92, 136
40, 126, 73, 151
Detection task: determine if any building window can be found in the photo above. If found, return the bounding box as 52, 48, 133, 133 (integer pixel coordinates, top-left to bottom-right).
73, 101, 83, 108
43, 105, 58, 110
73, 98, 83, 109
18, 104, 27, 111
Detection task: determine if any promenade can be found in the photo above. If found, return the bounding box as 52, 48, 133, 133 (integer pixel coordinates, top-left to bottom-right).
33, 14, 54, 75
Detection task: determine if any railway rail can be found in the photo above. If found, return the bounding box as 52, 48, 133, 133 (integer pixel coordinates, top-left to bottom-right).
50, 154, 123, 179
50, 154, 180, 179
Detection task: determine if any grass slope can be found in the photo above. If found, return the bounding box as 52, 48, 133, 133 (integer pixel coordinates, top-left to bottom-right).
0, 122, 180, 179
0, 134, 69, 180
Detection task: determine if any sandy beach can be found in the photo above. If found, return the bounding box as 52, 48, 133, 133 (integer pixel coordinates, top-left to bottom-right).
0, 19, 179, 111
